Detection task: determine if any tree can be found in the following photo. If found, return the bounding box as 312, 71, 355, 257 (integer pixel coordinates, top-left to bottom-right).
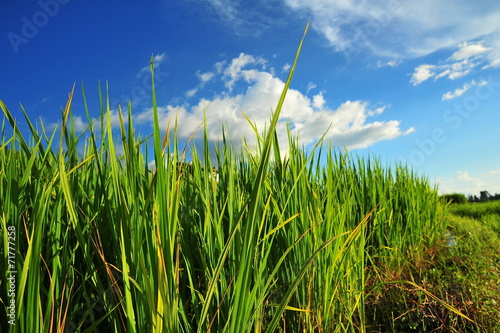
480, 191, 491, 201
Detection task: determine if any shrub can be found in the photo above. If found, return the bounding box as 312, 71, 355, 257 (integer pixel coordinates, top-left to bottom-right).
440, 193, 468, 204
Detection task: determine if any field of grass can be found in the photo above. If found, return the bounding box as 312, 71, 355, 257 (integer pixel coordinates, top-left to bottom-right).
1, 27, 493, 332
363, 199, 500, 332
445, 200, 500, 329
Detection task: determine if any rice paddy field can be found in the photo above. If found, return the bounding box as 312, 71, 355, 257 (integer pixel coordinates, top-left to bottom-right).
1, 28, 498, 332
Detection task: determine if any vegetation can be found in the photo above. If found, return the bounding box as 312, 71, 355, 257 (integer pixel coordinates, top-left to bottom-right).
449, 200, 500, 241
467, 190, 500, 203
440, 193, 468, 205
447, 203, 500, 329
2, 25, 496, 332
365, 199, 500, 332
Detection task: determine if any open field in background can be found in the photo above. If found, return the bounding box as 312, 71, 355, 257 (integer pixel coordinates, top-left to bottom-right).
1, 28, 498, 332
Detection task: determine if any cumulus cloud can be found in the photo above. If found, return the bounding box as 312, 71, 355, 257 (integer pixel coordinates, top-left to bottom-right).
410, 41, 495, 86
223, 53, 266, 90
134, 53, 413, 153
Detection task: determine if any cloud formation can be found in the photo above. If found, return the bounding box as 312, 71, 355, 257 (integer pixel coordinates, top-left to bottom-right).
441, 79, 488, 100
282, 0, 500, 63
137, 53, 166, 76
184, 1, 500, 71
134, 53, 413, 153
410, 41, 497, 86
438, 170, 500, 195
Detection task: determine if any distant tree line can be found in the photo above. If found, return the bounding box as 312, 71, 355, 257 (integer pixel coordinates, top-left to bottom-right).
468, 191, 500, 202
440, 191, 500, 204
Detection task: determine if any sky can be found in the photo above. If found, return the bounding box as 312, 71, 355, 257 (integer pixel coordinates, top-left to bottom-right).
1, 0, 500, 196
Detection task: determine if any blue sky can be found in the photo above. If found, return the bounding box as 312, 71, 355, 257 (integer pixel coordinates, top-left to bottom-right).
1, 0, 500, 196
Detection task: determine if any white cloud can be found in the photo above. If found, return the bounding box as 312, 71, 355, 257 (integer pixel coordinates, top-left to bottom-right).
206, 0, 238, 22
438, 170, 500, 196
186, 88, 198, 98
410, 64, 435, 85
47, 107, 127, 137
376, 59, 401, 68
152, 53, 166, 64
223, 53, 266, 90
312, 92, 325, 109
283, 0, 500, 61
442, 87, 468, 101
188, 1, 500, 71
483, 58, 500, 70
410, 41, 496, 86
457, 170, 478, 182
306, 82, 317, 94
410, 59, 473, 85
137, 53, 167, 76
134, 53, 413, 153
197, 70, 216, 83
441, 79, 488, 100
442, 81, 470, 100
450, 41, 492, 61
98, 108, 129, 130
73, 116, 88, 132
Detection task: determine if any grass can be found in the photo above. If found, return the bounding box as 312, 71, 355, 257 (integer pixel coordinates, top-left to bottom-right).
364, 200, 500, 332
0, 25, 485, 332
449, 200, 500, 235
444, 201, 500, 331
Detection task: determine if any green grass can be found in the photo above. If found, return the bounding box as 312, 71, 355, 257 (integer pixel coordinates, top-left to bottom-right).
449, 200, 500, 235
444, 201, 500, 331
0, 26, 477, 332
364, 201, 500, 332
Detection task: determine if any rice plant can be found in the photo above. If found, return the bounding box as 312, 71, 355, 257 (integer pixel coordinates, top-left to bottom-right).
0, 24, 469, 332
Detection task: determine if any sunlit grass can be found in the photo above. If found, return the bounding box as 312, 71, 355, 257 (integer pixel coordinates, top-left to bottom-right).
0, 24, 474, 332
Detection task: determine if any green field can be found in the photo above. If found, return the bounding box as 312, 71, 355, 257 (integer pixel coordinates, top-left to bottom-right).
1, 28, 499, 332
